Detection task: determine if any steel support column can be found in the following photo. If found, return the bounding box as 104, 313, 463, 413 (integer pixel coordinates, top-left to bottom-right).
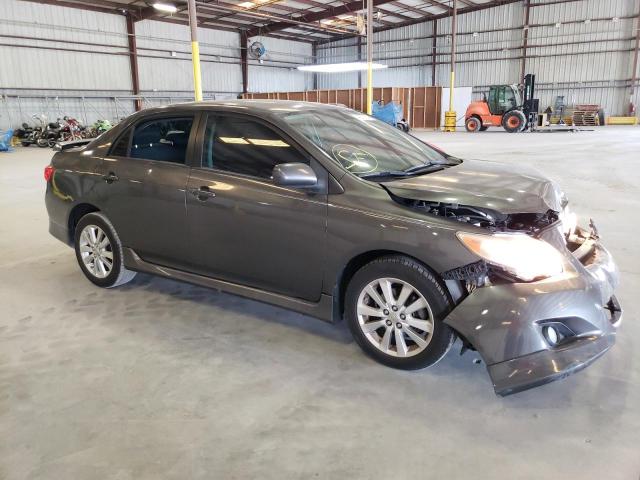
366, 0, 373, 115
431, 20, 437, 86
357, 36, 363, 88
520, 0, 531, 83
126, 14, 142, 111
310, 42, 318, 90
444, 0, 457, 131
630, 2, 640, 116
241, 31, 249, 94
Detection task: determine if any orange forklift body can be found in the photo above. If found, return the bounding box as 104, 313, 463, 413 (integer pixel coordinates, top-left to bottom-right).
465, 101, 503, 128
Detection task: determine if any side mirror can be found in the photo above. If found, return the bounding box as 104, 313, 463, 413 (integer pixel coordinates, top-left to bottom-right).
272, 163, 317, 188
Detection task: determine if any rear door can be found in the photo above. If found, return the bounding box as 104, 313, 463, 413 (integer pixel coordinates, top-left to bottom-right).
184, 112, 327, 301
98, 113, 199, 269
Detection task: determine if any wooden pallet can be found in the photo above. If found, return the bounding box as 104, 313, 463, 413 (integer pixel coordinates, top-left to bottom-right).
572, 104, 601, 126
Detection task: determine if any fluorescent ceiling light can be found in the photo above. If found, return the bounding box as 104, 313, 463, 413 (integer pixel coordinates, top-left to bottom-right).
239, 0, 274, 8
298, 62, 388, 73
153, 2, 177, 13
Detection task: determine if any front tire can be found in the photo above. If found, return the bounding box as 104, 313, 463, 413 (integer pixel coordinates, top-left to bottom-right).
502, 110, 526, 133
345, 256, 455, 370
74, 212, 136, 288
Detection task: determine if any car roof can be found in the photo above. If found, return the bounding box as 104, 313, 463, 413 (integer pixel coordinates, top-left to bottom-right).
139, 99, 347, 116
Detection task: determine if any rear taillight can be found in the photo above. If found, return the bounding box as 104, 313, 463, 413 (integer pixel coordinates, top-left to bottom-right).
44, 165, 55, 182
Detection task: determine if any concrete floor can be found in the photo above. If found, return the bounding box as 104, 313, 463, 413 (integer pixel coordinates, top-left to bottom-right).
1, 126, 639, 479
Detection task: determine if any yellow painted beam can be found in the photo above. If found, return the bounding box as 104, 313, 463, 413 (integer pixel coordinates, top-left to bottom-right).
606, 116, 638, 125
191, 41, 203, 102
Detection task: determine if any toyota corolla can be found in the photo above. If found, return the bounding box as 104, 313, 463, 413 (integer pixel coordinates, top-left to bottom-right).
45, 100, 622, 395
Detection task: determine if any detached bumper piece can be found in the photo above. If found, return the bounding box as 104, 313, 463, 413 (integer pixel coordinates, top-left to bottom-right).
489, 333, 615, 396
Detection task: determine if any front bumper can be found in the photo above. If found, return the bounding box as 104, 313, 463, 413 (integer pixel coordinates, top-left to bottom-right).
444, 224, 622, 396
488, 332, 615, 396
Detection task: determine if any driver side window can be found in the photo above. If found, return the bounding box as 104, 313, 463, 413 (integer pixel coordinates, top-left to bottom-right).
202, 115, 304, 179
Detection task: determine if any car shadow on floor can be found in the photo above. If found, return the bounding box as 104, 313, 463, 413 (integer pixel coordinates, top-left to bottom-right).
118, 272, 354, 344
97, 271, 630, 405
113, 272, 489, 382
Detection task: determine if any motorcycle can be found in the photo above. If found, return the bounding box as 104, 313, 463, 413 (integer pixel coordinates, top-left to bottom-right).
38, 119, 62, 148
82, 119, 112, 138
93, 119, 112, 136
33, 116, 84, 148
19, 115, 46, 147
62, 117, 84, 142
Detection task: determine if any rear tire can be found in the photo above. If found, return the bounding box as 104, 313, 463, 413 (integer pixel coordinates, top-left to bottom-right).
74, 212, 137, 288
345, 255, 455, 370
502, 110, 526, 133
465, 116, 481, 132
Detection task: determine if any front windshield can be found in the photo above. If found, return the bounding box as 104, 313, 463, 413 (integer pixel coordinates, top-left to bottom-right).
278, 108, 455, 177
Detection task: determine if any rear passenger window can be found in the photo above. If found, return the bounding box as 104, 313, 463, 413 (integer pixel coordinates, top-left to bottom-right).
110, 128, 131, 157
130, 117, 193, 164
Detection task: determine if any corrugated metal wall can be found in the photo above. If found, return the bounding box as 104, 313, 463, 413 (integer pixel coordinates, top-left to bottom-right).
248, 36, 313, 92
0, 1, 130, 90
0, 0, 312, 130
135, 20, 242, 94
317, 0, 640, 115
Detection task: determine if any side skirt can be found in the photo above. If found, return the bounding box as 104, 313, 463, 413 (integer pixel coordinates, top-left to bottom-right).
122, 248, 336, 323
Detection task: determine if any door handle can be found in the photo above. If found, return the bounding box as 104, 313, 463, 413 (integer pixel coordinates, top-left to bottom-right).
102, 172, 119, 184
190, 186, 216, 201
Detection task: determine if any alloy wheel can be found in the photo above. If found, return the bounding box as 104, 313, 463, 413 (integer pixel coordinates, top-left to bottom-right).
356, 277, 435, 357
79, 224, 113, 279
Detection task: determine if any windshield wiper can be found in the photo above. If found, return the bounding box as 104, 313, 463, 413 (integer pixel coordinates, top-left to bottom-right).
359, 163, 451, 180
403, 163, 444, 174
359, 170, 410, 179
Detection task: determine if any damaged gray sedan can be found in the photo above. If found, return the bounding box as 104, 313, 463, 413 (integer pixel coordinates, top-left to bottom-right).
45, 101, 621, 395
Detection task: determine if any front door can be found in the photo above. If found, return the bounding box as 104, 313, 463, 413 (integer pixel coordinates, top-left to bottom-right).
185, 113, 327, 301
97, 114, 197, 268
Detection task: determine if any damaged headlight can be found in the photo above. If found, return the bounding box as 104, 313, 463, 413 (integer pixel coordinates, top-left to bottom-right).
559, 205, 577, 236
456, 232, 565, 282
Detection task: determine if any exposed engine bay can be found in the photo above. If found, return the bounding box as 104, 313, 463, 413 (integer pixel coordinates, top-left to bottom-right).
388, 190, 560, 234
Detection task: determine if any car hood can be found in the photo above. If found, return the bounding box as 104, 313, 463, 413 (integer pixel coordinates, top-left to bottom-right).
383, 159, 565, 214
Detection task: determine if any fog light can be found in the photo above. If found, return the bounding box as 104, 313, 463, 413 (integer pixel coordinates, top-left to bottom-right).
543, 325, 559, 346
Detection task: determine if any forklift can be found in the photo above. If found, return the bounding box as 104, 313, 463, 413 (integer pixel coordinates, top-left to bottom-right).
465, 74, 539, 133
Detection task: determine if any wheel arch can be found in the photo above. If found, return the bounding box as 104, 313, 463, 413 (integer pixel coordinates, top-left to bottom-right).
333, 250, 456, 322
67, 203, 100, 245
